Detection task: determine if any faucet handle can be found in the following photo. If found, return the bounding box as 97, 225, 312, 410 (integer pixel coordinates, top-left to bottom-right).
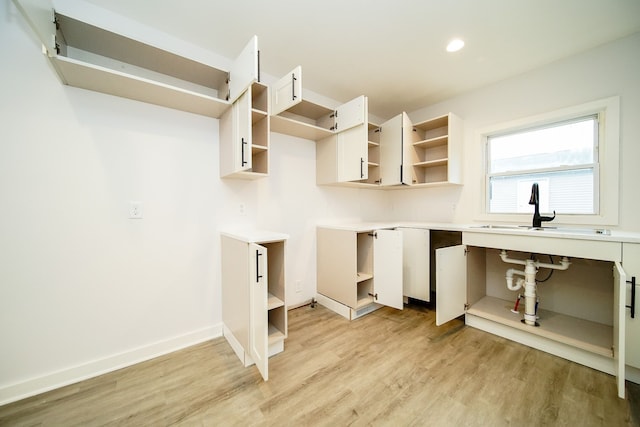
540, 210, 556, 223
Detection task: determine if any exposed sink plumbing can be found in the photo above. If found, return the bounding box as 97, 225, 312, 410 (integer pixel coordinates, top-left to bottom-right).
500, 250, 570, 326
529, 182, 556, 228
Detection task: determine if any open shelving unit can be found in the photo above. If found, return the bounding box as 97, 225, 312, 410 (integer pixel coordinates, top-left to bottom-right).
411, 114, 461, 186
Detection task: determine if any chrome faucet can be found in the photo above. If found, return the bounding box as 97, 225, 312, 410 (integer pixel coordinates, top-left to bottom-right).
529, 182, 555, 228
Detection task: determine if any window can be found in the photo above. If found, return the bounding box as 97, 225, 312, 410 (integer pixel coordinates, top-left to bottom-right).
481, 97, 619, 226
487, 115, 598, 214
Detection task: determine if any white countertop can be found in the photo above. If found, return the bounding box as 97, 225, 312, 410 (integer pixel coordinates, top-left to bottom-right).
316, 221, 640, 244
220, 229, 289, 243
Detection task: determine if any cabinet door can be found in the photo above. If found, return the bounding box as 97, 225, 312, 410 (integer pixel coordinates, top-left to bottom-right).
373, 230, 403, 310
335, 96, 366, 133
336, 96, 368, 182
13, 0, 57, 57
625, 243, 640, 369
380, 112, 413, 186
435, 245, 467, 326
401, 228, 430, 302
337, 125, 368, 182
234, 89, 252, 172
271, 66, 302, 116
249, 243, 268, 381
228, 35, 259, 104
614, 261, 627, 398
380, 114, 403, 186
401, 113, 415, 185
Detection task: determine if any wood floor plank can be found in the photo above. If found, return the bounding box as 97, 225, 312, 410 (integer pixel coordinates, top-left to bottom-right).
0, 302, 637, 426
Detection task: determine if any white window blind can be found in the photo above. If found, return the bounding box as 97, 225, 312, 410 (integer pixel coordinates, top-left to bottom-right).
487, 115, 598, 215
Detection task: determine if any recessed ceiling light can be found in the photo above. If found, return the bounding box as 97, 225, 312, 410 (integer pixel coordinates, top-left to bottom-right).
446, 39, 465, 53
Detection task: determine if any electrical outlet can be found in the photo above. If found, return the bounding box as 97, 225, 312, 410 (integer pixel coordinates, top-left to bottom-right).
129, 201, 143, 219
239, 203, 246, 216
295, 280, 302, 293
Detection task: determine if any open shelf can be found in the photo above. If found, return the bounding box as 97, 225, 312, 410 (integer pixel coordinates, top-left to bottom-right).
467, 295, 613, 357
268, 323, 286, 345
268, 293, 285, 310
356, 272, 373, 283
414, 158, 448, 168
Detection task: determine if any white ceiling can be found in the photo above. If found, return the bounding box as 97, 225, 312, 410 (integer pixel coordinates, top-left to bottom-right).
83, 0, 640, 119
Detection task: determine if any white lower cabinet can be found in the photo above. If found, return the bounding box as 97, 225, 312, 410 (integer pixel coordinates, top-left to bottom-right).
221, 231, 288, 381
316, 227, 403, 319
436, 232, 628, 398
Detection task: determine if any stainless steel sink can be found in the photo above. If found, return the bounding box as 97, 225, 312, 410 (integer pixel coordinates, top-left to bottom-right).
471, 224, 611, 235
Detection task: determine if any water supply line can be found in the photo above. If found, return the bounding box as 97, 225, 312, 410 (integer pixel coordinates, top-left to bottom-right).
500, 250, 570, 326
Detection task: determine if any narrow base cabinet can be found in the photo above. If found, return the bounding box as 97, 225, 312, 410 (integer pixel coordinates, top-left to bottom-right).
624, 243, 640, 383
220, 82, 270, 179
436, 231, 629, 398
221, 231, 288, 381
316, 226, 429, 319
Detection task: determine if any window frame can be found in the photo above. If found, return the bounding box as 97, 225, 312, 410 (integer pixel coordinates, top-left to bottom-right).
477, 96, 620, 226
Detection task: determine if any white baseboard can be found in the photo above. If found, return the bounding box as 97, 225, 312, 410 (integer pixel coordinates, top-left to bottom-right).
0, 323, 223, 406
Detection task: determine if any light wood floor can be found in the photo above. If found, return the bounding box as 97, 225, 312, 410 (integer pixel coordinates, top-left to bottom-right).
1, 302, 638, 426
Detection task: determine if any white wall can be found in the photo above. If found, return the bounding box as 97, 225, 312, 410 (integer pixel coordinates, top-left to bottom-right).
392, 31, 640, 232
0, 2, 389, 403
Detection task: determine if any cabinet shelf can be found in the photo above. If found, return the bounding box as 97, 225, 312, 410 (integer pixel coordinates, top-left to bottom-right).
252, 144, 268, 153
368, 140, 380, 147
55, 56, 231, 118
267, 293, 285, 310
368, 162, 379, 167
414, 135, 448, 149
356, 272, 373, 283
414, 158, 448, 168
466, 296, 613, 357
268, 324, 286, 345
252, 109, 268, 123
356, 295, 375, 308
270, 115, 333, 140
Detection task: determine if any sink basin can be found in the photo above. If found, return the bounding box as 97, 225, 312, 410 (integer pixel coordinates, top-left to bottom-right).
470, 225, 523, 230
471, 224, 611, 235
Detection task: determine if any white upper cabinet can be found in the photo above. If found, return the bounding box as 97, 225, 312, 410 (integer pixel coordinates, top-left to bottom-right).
271, 66, 369, 143
220, 82, 270, 179
13, 0, 259, 118
316, 96, 369, 184
335, 96, 368, 182
373, 112, 464, 188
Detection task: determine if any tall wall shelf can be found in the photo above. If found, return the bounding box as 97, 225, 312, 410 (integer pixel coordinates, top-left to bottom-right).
220, 82, 270, 179
409, 113, 463, 187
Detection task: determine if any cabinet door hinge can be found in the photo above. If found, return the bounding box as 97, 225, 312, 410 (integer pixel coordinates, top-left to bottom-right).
368, 231, 377, 238
464, 247, 470, 256
368, 292, 378, 300
464, 303, 470, 311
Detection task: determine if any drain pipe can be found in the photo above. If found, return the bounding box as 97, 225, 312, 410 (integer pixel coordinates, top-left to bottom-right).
500, 250, 570, 326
